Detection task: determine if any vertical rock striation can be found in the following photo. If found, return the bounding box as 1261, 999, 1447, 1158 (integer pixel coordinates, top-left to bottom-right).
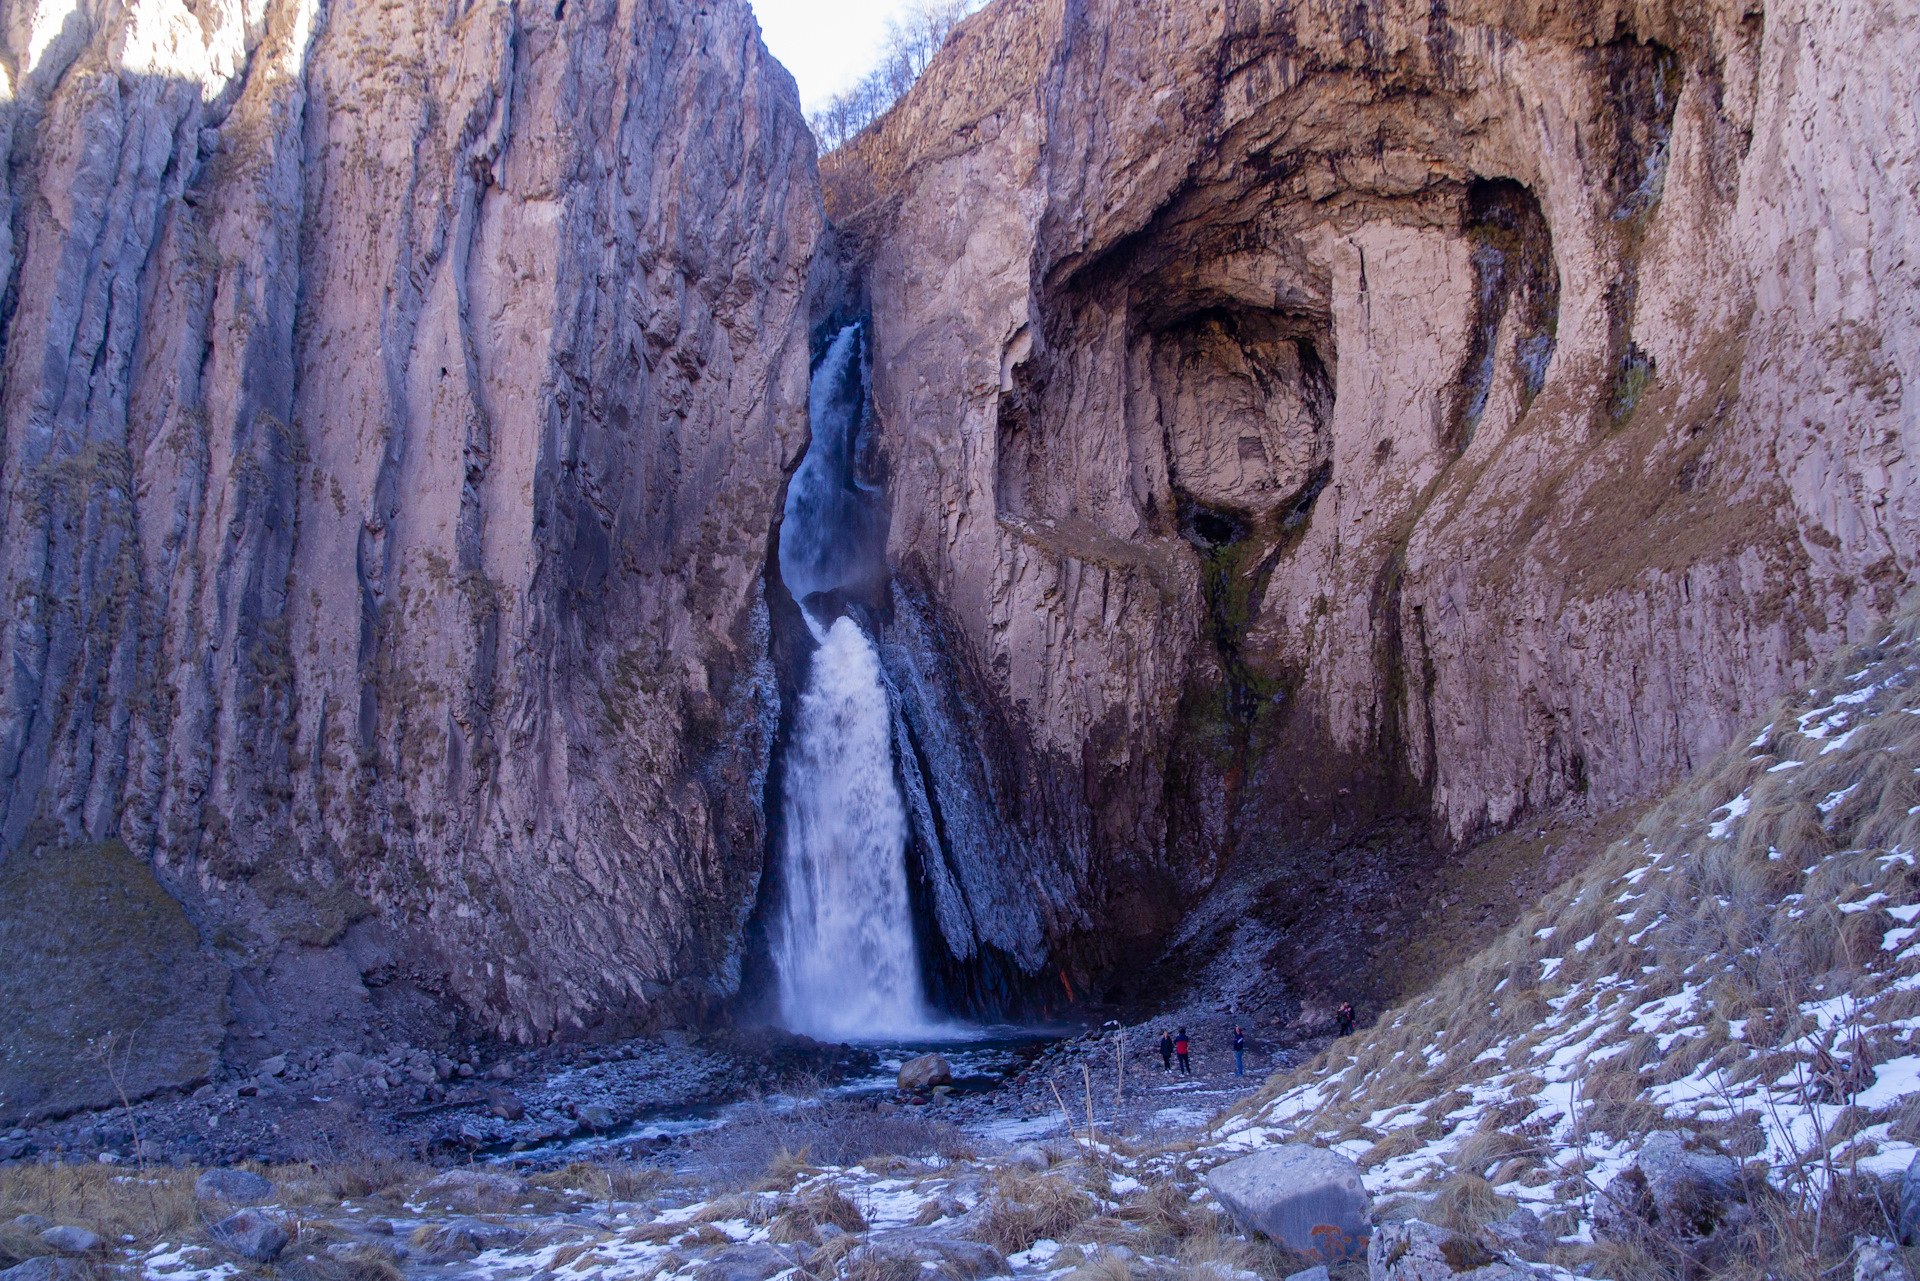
0, 0, 820, 1045
826, 0, 1920, 993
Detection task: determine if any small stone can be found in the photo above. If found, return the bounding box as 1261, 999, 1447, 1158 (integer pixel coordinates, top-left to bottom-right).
257, 1055, 287, 1077
1368, 1220, 1534, 1280
897, 1054, 953, 1091
195, 1169, 276, 1206
1479, 1206, 1550, 1258
208, 1209, 290, 1263
486, 1062, 515, 1081
1857, 1237, 1918, 1281
39, 1227, 100, 1254
1006, 1143, 1050, 1172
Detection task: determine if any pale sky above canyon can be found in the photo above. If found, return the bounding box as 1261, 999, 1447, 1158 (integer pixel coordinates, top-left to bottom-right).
750, 0, 919, 113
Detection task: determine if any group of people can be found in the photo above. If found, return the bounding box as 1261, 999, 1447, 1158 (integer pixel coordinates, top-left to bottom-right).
1155, 1025, 1249, 1076
1149, 1003, 1359, 1079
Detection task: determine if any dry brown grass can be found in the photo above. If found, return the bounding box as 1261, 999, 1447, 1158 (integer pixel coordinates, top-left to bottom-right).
975, 1169, 1100, 1255
0, 1163, 199, 1243
1170, 1207, 1318, 1278
1427, 1172, 1516, 1234
529, 1160, 666, 1204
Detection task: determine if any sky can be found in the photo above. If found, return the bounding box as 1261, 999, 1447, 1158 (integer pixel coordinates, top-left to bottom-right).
750, 0, 917, 114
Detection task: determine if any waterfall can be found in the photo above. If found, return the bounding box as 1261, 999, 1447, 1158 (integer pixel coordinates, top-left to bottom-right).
771, 324, 939, 1041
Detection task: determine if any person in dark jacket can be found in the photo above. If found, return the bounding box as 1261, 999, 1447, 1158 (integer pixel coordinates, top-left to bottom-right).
1159, 1030, 1175, 1073
1336, 1001, 1356, 1037
1232, 1025, 1246, 1076
1175, 1028, 1191, 1075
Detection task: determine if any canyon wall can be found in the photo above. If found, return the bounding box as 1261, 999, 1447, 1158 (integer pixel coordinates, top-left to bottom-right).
0, 0, 820, 1073
829, 0, 1920, 987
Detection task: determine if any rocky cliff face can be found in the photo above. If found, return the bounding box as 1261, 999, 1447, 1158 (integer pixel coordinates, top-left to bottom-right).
827, 0, 1919, 993
0, 0, 820, 1058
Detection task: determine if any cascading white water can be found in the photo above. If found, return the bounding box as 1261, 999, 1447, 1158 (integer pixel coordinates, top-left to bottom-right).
771, 324, 939, 1041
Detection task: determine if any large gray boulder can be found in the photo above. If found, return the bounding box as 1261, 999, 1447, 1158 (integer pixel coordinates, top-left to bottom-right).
36, 1229, 98, 1255
207, 1209, 290, 1263
195, 1169, 275, 1206
693, 1242, 796, 1281
1368, 1220, 1536, 1280
1204, 1144, 1369, 1260
0, 841, 228, 1124
1901, 1152, 1920, 1245
898, 1054, 954, 1091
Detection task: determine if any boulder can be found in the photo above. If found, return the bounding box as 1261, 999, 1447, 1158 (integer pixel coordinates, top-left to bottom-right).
897, 1054, 953, 1091
693, 1242, 795, 1281
1595, 1132, 1743, 1241
1901, 1152, 1920, 1246
0, 1260, 85, 1281
577, 1104, 616, 1131
487, 1088, 526, 1121
1204, 1145, 1370, 1259
1006, 1143, 1050, 1172
1479, 1208, 1551, 1258
207, 1209, 291, 1263
1367, 1220, 1535, 1280
36, 1229, 98, 1255
1285, 1267, 1332, 1281
195, 1168, 276, 1206
419, 1168, 527, 1213
847, 1234, 1006, 1280
1857, 1237, 1918, 1281
411, 1219, 525, 1262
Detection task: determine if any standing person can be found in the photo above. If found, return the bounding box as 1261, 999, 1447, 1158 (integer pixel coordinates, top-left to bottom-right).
1232, 1025, 1246, 1076
1159, 1029, 1175, 1073
1336, 1001, 1356, 1037
1174, 1027, 1191, 1075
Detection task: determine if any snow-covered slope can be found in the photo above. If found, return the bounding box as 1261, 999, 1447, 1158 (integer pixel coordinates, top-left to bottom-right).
1212, 609, 1920, 1243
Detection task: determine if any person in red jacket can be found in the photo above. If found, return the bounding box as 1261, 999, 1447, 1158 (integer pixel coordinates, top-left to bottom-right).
1174, 1028, 1191, 1075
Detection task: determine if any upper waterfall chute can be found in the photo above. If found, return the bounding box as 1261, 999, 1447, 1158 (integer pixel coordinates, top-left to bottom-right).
778, 323, 885, 628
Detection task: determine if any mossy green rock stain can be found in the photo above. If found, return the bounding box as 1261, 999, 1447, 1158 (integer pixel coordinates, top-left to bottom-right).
0, 841, 228, 1123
